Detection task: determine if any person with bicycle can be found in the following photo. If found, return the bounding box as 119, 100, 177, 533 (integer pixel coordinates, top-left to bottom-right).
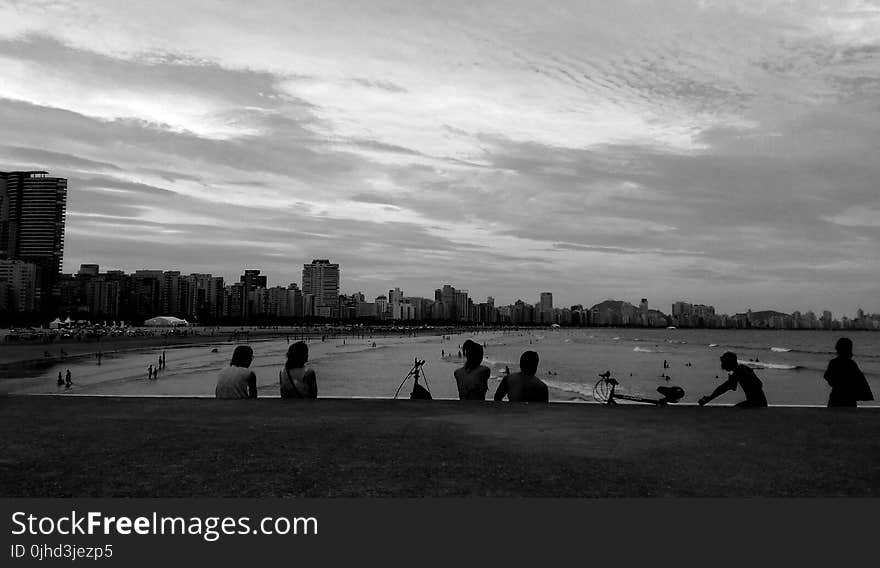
698, 351, 767, 407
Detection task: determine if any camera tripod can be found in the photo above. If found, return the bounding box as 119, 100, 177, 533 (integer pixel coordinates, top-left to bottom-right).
393, 358, 433, 400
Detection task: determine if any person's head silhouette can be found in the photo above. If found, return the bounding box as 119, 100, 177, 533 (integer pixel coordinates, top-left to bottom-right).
835, 337, 853, 359
286, 341, 309, 369
230, 345, 254, 368
720, 351, 738, 372
520, 350, 539, 375
463, 340, 483, 369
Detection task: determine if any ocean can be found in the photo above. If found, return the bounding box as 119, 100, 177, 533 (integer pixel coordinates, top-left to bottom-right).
4, 328, 878, 407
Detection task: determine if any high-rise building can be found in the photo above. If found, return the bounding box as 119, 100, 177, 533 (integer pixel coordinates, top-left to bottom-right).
454, 289, 469, 322
389, 287, 403, 319
1, 171, 68, 309
161, 271, 182, 315
0, 259, 38, 312
540, 292, 553, 323
288, 283, 304, 318
302, 259, 340, 317
239, 269, 267, 319
78, 264, 100, 277
132, 270, 164, 317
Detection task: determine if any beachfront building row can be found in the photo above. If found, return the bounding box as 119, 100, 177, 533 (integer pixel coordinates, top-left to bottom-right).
7, 259, 878, 330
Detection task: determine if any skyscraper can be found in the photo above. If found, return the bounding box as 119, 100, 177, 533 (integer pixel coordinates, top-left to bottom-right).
539, 292, 553, 324
0, 171, 68, 309
302, 259, 340, 318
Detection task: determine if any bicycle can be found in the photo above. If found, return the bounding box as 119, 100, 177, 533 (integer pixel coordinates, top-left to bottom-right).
593, 371, 685, 405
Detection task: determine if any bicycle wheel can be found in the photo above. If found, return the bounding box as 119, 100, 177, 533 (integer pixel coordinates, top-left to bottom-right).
593, 379, 612, 403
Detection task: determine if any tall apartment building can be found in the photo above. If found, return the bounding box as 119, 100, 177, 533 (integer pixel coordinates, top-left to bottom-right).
240, 269, 267, 319
0, 171, 68, 309
132, 270, 164, 317
302, 259, 339, 317
454, 289, 470, 322
0, 259, 38, 312
539, 292, 553, 323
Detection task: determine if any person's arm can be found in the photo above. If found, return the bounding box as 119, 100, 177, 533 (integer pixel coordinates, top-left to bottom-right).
478, 367, 491, 383
493, 377, 509, 401
305, 369, 318, 399
247, 371, 258, 398
699, 378, 735, 406
538, 383, 549, 403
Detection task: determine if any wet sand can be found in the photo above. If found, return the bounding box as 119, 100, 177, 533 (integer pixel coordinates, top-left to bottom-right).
1, 396, 877, 497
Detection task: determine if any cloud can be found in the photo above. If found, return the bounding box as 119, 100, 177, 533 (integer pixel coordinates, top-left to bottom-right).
0, 1, 879, 314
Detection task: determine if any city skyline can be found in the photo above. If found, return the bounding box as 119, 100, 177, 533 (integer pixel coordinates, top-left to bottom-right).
49, 259, 880, 325
1, 2, 879, 315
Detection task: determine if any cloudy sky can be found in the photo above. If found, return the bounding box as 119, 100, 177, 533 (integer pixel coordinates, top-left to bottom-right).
1, 1, 878, 315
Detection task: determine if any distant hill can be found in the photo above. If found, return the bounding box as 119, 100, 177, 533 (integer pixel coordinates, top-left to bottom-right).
589, 300, 668, 326
744, 310, 790, 320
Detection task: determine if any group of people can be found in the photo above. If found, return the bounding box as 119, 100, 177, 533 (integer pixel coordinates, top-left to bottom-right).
696, 338, 873, 408
215, 342, 317, 399
215, 336, 873, 408
56, 369, 72, 389
147, 352, 167, 380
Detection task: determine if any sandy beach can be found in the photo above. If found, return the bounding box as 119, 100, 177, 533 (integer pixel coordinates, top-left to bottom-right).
1, 396, 877, 497
0, 326, 386, 365
3, 327, 877, 407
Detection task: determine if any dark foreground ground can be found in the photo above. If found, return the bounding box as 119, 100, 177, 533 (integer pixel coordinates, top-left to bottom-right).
1, 396, 878, 497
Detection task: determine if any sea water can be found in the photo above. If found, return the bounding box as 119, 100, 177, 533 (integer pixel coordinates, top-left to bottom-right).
4, 328, 879, 407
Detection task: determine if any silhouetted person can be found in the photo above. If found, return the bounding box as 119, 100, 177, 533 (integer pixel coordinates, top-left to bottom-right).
454, 339, 491, 400
699, 352, 767, 407
215, 345, 257, 399
57, 372, 64, 387
494, 351, 549, 403
280, 341, 317, 399
824, 337, 874, 408
65, 369, 72, 388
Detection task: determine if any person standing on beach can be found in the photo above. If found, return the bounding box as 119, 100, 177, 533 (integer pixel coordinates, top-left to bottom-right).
279, 341, 317, 399
698, 352, 767, 407
454, 340, 491, 400
824, 338, 874, 408
493, 351, 549, 403
65, 369, 72, 388
57, 372, 64, 387
148, 364, 153, 380
215, 345, 258, 399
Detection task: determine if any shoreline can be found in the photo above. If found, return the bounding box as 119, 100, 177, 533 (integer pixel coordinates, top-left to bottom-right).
1, 396, 877, 497
0, 326, 464, 367
11, 392, 880, 409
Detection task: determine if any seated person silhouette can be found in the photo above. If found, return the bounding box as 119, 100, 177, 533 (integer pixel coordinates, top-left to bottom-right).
824, 337, 874, 408
280, 341, 318, 399
454, 339, 491, 400
493, 350, 549, 403
215, 345, 257, 399
698, 351, 767, 407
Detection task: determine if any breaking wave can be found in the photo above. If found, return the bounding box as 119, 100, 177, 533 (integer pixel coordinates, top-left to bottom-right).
744, 361, 801, 371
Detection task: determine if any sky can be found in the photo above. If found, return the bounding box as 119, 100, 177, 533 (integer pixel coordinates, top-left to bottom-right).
0, 0, 878, 316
